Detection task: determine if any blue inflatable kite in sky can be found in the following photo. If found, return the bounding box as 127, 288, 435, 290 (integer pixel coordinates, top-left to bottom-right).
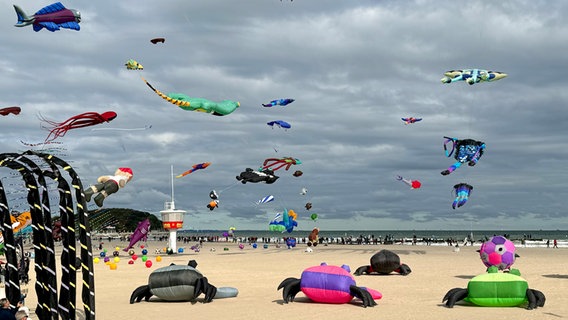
262, 99, 295, 107
441, 137, 485, 176
452, 183, 473, 209
269, 209, 297, 233
267, 120, 291, 130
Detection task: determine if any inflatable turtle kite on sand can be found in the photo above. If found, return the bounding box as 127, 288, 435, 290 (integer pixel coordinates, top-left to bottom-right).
354, 249, 412, 276
443, 267, 545, 309
278, 262, 382, 308
130, 260, 238, 303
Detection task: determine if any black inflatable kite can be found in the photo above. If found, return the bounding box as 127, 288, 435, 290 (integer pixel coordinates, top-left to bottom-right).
236, 168, 279, 184
354, 249, 412, 276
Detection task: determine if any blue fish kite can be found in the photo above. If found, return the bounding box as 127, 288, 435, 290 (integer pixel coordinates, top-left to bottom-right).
13, 2, 81, 32
267, 120, 291, 129
262, 99, 295, 107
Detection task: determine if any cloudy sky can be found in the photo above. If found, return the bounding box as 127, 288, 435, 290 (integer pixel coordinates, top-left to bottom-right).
1, 0, 567, 231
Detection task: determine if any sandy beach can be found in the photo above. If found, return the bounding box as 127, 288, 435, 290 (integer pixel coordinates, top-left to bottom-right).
14, 241, 568, 320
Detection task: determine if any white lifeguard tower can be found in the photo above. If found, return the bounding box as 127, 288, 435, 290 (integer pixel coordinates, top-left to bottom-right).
160, 166, 186, 253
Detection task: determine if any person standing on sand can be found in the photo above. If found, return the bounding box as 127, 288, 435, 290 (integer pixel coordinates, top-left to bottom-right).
553, 239, 558, 248
547, 239, 550, 248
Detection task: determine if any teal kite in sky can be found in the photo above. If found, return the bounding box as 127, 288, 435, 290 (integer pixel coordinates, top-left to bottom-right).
441, 69, 507, 85
142, 78, 240, 116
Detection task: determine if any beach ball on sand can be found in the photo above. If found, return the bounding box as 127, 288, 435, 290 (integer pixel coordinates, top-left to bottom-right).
479, 236, 516, 270
156, 256, 162, 262
128, 249, 135, 256
93, 257, 100, 264
145, 260, 153, 268
114, 257, 120, 263
110, 263, 117, 270
239, 244, 244, 250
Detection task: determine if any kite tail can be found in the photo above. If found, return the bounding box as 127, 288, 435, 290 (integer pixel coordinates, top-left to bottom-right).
142, 77, 191, 108
458, 196, 468, 208
13, 5, 33, 27
452, 197, 460, 209
442, 162, 462, 175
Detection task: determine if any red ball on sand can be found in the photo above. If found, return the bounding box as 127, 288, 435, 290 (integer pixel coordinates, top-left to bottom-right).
145, 260, 153, 268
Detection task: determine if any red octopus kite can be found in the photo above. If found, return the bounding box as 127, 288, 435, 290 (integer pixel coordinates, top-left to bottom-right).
40, 111, 117, 142
261, 157, 301, 171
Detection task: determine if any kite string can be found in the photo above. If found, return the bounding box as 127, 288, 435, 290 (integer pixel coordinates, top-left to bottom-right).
216, 181, 240, 194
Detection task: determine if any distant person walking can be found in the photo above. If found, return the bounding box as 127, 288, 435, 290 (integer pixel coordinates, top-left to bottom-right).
553, 239, 558, 248
547, 239, 550, 248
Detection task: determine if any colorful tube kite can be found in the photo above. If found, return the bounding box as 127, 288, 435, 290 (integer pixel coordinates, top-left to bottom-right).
452, 183, 473, 209
176, 162, 211, 178
142, 78, 240, 116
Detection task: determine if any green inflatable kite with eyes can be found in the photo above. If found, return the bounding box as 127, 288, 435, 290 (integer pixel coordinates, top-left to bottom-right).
443, 267, 546, 309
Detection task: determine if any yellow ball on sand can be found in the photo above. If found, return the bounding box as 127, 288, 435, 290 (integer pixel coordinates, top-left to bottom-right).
115, 246, 120, 251
156, 256, 162, 262
114, 257, 120, 263
110, 263, 117, 270
93, 257, 100, 264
